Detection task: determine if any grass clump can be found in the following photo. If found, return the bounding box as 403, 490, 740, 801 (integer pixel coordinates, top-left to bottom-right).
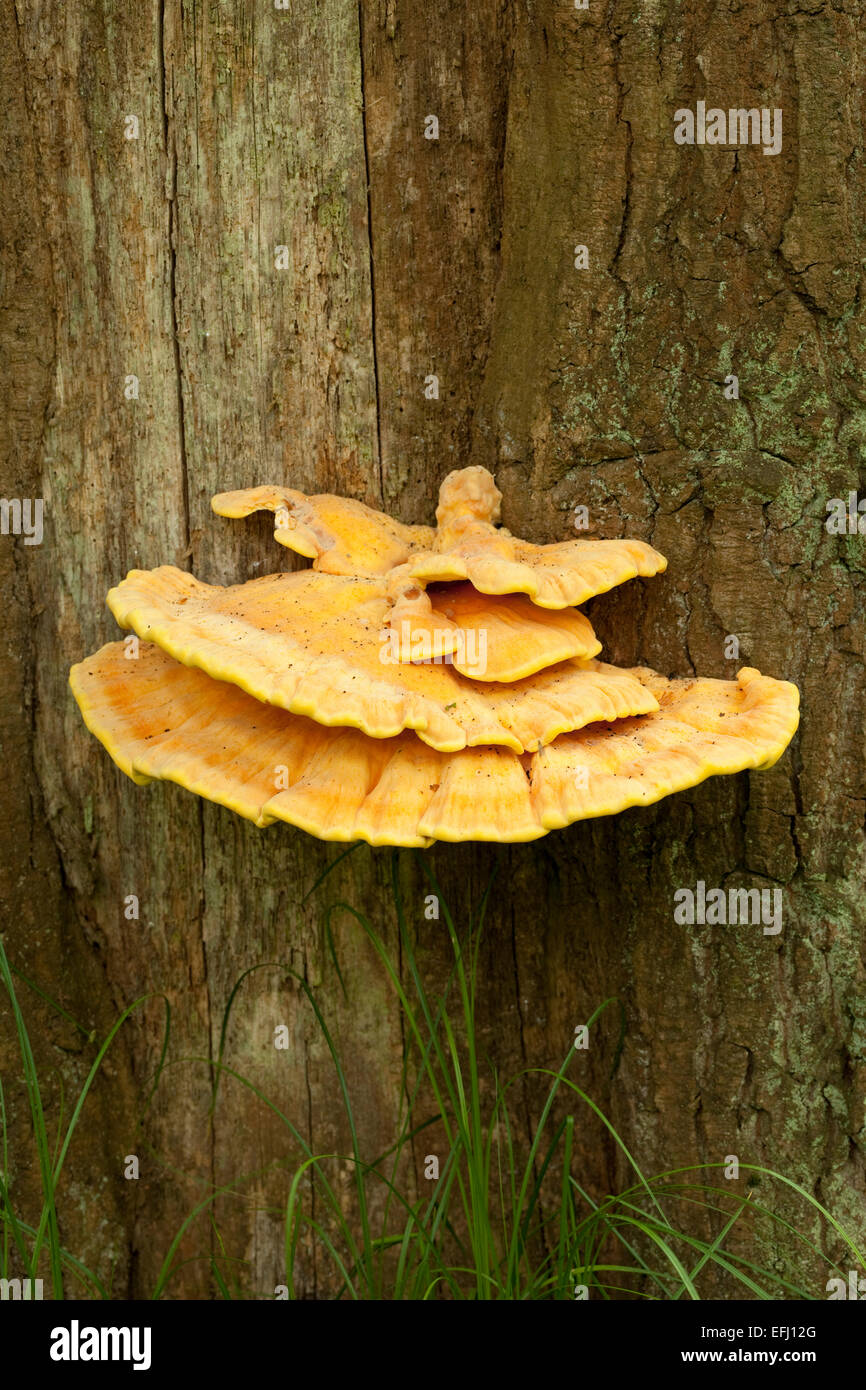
1, 852, 862, 1300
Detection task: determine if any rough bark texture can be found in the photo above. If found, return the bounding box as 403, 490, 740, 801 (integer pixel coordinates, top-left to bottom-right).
2, 0, 864, 1297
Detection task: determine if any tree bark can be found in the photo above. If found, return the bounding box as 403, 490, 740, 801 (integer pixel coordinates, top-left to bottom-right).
2, 0, 864, 1297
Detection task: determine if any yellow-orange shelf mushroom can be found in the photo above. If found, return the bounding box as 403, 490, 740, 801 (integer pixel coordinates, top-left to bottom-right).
70, 467, 800, 848
212, 465, 667, 608
70, 642, 801, 849
384, 568, 602, 681
111, 563, 602, 687
106, 566, 656, 753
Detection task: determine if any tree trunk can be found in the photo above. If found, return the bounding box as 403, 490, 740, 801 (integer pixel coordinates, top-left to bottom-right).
2, 0, 864, 1298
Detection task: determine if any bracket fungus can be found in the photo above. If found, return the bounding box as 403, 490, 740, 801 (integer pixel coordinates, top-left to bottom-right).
71, 467, 800, 846
105, 567, 653, 751
211, 465, 668, 608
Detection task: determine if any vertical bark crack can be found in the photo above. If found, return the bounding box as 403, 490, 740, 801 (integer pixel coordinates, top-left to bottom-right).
608, 20, 633, 386
195, 802, 215, 1289
357, 1, 384, 505
302, 938, 317, 1298
159, 0, 191, 562
160, 0, 213, 1291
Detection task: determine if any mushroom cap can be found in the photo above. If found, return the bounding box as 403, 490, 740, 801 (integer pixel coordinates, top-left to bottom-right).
106, 566, 653, 753
70, 642, 800, 848
414, 465, 667, 607
407, 535, 666, 609
212, 466, 667, 609
210, 484, 434, 574
388, 578, 601, 681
